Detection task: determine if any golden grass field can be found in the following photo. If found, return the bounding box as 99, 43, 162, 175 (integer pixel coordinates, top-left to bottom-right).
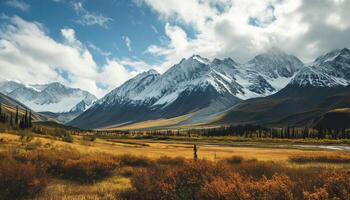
3, 132, 349, 162
1, 132, 350, 199
2, 132, 350, 163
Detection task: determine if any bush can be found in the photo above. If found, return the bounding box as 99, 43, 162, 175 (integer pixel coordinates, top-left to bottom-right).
82, 134, 97, 142
123, 160, 295, 200
60, 154, 118, 183
61, 130, 74, 143
31, 126, 74, 143
0, 157, 48, 199
303, 171, 350, 200
224, 156, 244, 164
156, 156, 185, 166
117, 155, 153, 167
4, 147, 118, 183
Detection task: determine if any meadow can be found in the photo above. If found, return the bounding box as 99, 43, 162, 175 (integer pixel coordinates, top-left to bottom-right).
1, 128, 350, 200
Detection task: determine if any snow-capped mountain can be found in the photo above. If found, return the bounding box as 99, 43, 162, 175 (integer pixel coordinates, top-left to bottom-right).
0, 81, 97, 115
70, 48, 304, 129
243, 47, 304, 90
290, 48, 350, 87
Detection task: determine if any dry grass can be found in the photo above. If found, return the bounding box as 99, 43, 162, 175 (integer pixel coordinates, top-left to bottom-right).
2, 133, 350, 163
1, 132, 350, 199
36, 176, 130, 200
101, 114, 193, 130
289, 153, 350, 163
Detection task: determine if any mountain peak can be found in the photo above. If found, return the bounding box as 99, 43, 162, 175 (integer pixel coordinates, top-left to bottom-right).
211, 58, 239, 68
341, 47, 350, 53
135, 69, 160, 79
189, 54, 210, 64
314, 47, 350, 64
46, 82, 66, 88
145, 69, 159, 75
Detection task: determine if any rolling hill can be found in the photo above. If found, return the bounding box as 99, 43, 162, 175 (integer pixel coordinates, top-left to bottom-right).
0, 92, 47, 121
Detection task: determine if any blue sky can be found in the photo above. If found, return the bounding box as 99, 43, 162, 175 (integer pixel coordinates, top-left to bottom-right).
0, 0, 349, 97
2, 0, 165, 66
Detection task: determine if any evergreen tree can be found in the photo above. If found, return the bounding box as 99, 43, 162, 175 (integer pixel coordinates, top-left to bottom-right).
19, 115, 25, 129
29, 111, 32, 128
193, 144, 198, 161
24, 109, 28, 128
10, 113, 13, 127
15, 106, 18, 125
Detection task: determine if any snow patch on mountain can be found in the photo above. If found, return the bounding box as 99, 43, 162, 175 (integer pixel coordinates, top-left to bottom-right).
97, 49, 304, 110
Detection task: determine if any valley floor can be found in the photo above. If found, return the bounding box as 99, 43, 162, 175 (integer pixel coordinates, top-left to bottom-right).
1, 132, 350, 199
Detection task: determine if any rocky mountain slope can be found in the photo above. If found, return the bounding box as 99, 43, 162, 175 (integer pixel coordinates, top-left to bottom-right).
214, 48, 350, 127
69, 48, 304, 129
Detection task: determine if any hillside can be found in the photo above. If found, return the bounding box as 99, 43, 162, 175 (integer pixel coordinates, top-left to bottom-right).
315, 108, 350, 129
0, 92, 47, 121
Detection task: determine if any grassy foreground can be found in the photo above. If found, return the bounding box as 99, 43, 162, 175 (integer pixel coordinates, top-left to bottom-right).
1, 132, 350, 199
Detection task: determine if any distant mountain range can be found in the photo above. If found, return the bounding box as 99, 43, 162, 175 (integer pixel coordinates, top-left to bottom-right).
0, 82, 97, 123
2, 47, 349, 129
214, 48, 350, 127
69, 47, 350, 130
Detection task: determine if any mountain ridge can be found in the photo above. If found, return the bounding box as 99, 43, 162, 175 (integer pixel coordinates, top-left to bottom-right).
0, 81, 97, 123
69, 48, 305, 129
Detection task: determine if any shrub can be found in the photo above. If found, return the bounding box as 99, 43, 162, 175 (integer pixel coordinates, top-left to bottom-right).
4, 147, 118, 183
123, 160, 295, 200
156, 156, 185, 166
61, 130, 74, 143
224, 156, 244, 164
202, 174, 294, 200
117, 155, 153, 167
0, 157, 48, 199
82, 134, 97, 142
60, 154, 118, 183
230, 160, 286, 179
303, 170, 350, 200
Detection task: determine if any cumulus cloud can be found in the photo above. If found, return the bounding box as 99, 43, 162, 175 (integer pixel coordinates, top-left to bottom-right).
0, 15, 143, 97
140, 0, 350, 71
5, 0, 30, 11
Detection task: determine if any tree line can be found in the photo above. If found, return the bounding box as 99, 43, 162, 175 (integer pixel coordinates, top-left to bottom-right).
94, 124, 350, 139
0, 103, 32, 130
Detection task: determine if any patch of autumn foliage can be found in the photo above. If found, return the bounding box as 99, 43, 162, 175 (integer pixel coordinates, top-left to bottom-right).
0, 157, 48, 199
121, 157, 350, 200
0, 144, 119, 199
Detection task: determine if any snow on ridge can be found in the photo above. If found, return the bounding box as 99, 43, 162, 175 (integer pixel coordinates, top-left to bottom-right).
98, 50, 308, 108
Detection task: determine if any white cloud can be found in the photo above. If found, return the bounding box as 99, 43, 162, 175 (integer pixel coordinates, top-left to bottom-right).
72, 1, 112, 28
98, 59, 139, 88
5, 0, 30, 11
0, 16, 141, 98
122, 36, 132, 51
140, 0, 350, 71
88, 42, 112, 57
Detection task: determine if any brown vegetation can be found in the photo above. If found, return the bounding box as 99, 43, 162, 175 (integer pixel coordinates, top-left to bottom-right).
1, 133, 350, 199
121, 158, 350, 200
289, 153, 350, 163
